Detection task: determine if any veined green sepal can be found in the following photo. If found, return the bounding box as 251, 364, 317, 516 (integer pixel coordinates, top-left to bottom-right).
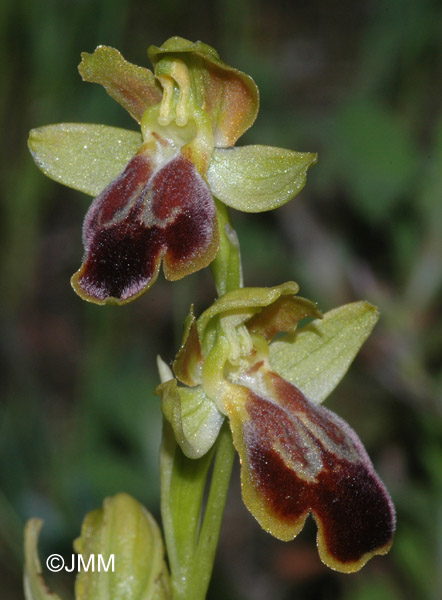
28, 124, 142, 197
207, 146, 318, 212
269, 301, 380, 404
158, 379, 224, 458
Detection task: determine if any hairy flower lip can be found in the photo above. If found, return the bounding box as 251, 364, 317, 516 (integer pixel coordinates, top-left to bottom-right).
71, 151, 219, 305
228, 369, 395, 573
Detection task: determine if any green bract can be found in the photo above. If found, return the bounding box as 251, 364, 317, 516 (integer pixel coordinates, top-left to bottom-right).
28, 37, 317, 305
24, 494, 171, 600
24, 519, 63, 600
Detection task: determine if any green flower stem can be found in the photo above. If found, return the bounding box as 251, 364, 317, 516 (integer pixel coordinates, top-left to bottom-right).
210, 198, 242, 297
186, 421, 236, 599
160, 422, 215, 600
160, 422, 235, 600
160, 201, 242, 599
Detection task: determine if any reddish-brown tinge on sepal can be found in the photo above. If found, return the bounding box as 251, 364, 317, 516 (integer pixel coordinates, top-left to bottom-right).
202, 65, 259, 147
173, 317, 203, 386
230, 371, 395, 572
79, 47, 163, 124
71, 152, 218, 304
246, 296, 321, 341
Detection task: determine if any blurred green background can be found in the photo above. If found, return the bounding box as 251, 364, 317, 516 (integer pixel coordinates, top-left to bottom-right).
1, 0, 441, 598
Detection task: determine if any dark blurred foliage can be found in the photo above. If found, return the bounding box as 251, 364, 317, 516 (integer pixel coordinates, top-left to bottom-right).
1, 0, 441, 598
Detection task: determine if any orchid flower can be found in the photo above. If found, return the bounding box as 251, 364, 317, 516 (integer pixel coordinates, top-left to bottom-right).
28, 37, 316, 305
157, 282, 395, 573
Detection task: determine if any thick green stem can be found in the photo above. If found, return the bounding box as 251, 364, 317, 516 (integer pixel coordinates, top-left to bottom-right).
160, 423, 215, 600
210, 198, 242, 296
160, 422, 235, 600
161, 200, 241, 600
186, 422, 235, 599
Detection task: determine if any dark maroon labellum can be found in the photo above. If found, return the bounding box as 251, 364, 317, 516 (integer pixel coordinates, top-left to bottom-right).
72, 151, 218, 303
239, 372, 395, 570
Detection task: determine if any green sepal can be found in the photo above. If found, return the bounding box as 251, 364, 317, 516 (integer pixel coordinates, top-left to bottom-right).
79, 46, 162, 123
148, 37, 220, 63
207, 146, 317, 212
158, 379, 224, 458
28, 124, 142, 196
148, 36, 259, 147
24, 519, 63, 600
269, 301, 380, 404
74, 493, 171, 600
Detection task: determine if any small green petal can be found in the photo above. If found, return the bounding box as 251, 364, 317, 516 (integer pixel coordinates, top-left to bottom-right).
24, 519, 64, 600
79, 46, 162, 123
173, 311, 204, 386
269, 301, 380, 404
28, 124, 142, 196
198, 282, 299, 342
74, 493, 171, 600
158, 380, 224, 458
247, 296, 321, 340
207, 146, 317, 212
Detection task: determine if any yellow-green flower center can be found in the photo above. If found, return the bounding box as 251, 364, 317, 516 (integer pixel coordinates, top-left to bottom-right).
140, 57, 214, 175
